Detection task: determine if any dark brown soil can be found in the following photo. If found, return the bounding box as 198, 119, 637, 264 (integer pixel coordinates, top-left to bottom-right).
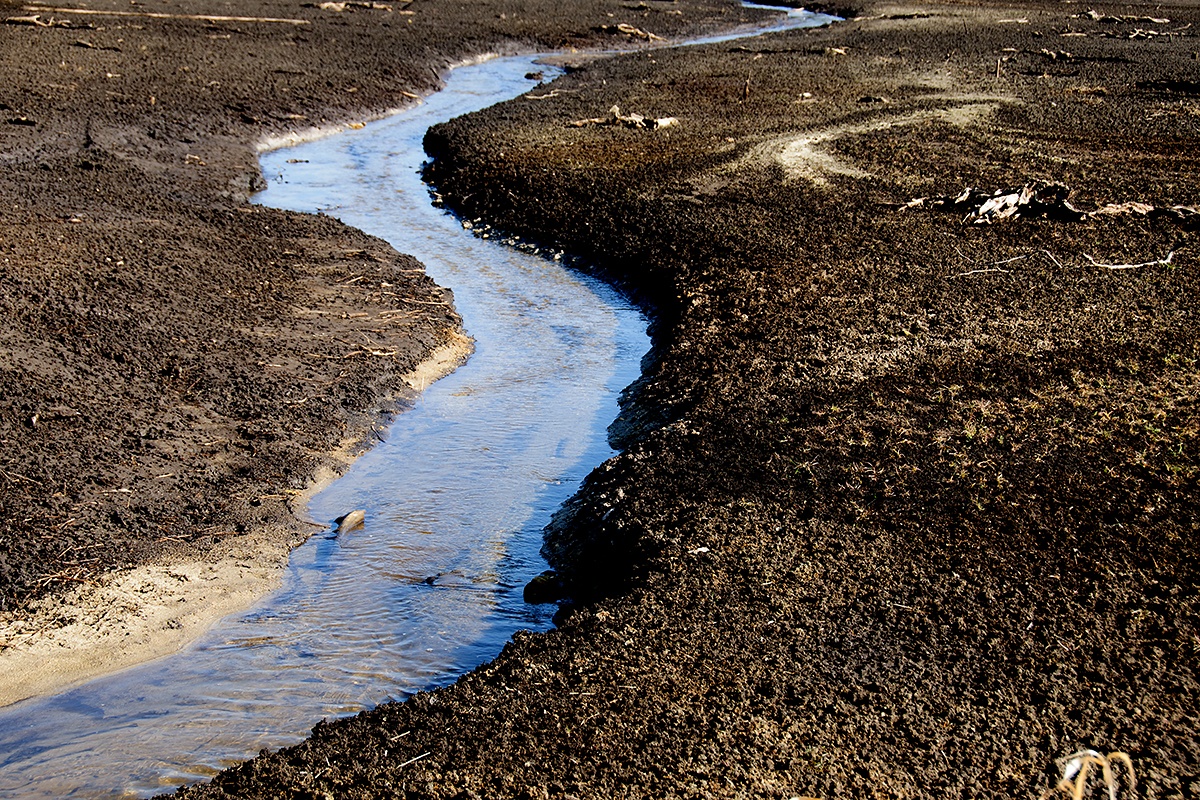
3, 0, 1198, 797
0, 0, 761, 608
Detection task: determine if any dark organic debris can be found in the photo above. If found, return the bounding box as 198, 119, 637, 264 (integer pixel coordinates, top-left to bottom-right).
1136, 79, 1200, 96
524, 570, 567, 604
568, 104, 678, 130
600, 22, 664, 41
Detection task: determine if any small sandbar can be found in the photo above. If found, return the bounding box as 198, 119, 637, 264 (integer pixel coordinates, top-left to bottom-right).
0, 333, 471, 708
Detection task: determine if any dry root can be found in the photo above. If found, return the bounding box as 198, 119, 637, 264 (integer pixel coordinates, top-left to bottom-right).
1040, 750, 1136, 800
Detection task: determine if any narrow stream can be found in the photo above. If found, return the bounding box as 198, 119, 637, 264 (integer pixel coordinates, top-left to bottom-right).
0, 6, 832, 798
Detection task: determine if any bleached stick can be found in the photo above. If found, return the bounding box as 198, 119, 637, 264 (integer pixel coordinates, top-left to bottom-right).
1084, 250, 1176, 270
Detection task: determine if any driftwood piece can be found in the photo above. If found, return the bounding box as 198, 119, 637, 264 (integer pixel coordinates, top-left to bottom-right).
905, 182, 1198, 229
601, 22, 663, 41
1074, 9, 1169, 24
568, 104, 678, 130
905, 181, 1085, 224
302, 2, 411, 13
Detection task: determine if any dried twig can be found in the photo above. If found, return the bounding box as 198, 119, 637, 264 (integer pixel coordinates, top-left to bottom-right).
951, 267, 1011, 278
325, 348, 398, 358
1084, 250, 1177, 270
949, 252, 1027, 277
1, 470, 43, 486
35, 569, 99, 587
397, 751, 431, 769
525, 89, 580, 101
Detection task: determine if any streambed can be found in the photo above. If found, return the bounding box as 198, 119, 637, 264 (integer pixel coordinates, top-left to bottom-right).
0, 54, 644, 799
0, 6, 831, 798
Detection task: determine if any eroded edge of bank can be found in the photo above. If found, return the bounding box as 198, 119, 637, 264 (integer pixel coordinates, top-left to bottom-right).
0, 332, 472, 708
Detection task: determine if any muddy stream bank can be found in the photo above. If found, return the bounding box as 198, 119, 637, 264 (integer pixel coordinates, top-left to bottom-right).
0, 55, 647, 799
179, 0, 1198, 795
0, 6, 834, 796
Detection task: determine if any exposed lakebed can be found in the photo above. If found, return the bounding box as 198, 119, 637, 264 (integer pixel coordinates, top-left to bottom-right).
0, 7, 832, 797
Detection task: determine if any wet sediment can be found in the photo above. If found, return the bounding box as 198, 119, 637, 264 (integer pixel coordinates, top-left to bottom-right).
1, 0, 1197, 796
179, 1, 1198, 797
0, 0, 762, 679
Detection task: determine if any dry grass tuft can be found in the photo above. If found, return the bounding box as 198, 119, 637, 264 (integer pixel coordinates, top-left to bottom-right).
1040, 750, 1136, 800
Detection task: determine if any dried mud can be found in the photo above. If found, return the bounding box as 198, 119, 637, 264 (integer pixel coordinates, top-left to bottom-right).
1, 0, 1198, 797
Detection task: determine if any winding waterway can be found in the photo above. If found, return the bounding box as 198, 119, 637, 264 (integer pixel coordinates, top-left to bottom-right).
0, 6, 832, 798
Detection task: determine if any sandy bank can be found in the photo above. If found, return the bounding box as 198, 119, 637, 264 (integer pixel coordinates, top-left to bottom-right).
1, 0, 752, 706
0, 333, 471, 707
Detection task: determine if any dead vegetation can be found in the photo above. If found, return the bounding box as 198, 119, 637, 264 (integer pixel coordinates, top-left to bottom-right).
1040, 750, 1136, 800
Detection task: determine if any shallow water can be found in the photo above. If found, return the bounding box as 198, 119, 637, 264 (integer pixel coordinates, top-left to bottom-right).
0, 54, 644, 799
0, 7, 833, 798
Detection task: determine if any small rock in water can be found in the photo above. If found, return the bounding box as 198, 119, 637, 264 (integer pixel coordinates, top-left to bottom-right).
334, 509, 366, 533
523, 569, 566, 604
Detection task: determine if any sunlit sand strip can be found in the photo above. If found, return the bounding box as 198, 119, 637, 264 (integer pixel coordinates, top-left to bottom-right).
0, 332, 471, 708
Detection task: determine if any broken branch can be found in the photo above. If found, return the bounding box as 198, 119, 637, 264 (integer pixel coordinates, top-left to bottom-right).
601, 22, 663, 41
568, 104, 678, 130
1084, 250, 1177, 270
